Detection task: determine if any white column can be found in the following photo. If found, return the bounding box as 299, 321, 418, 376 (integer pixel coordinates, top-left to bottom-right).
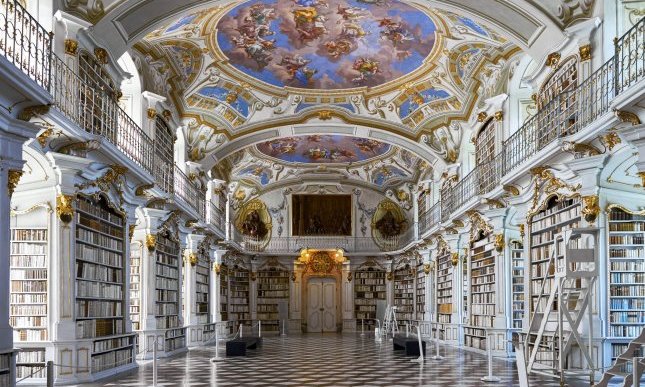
183, 234, 205, 326
211, 249, 227, 322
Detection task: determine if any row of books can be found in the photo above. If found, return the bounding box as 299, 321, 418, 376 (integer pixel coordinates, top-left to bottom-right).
76, 300, 123, 318
610, 312, 645, 323
91, 347, 132, 373
355, 292, 385, 299
156, 289, 178, 302
77, 280, 123, 300
10, 242, 46, 255
10, 254, 46, 267
355, 298, 384, 305
610, 298, 645, 309
472, 274, 495, 285
229, 305, 250, 312
10, 316, 47, 328
155, 303, 178, 316
156, 264, 179, 278
611, 261, 645, 271
77, 227, 123, 251
76, 319, 123, 339
353, 278, 385, 285
610, 211, 645, 221
257, 304, 279, 312
471, 303, 495, 315
16, 365, 47, 379
10, 292, 46, 303
10, 268, 47, 280
76, 262, 123, 283
155, 277, 178, 290
77, 215, 124, 239
77, 197, 124, 227
609, 235, 645, 245
94, 335, 132, 353
13, 329, 48, 341
10, 305, 46, 316
257, 290, 288, 298
472, 293, 494, 304
77, 244, 123, 267
257, 283, 288, 291
609, 223, 645, 231
471, 315, 494, 327
11, 229, 47, 241
610, 286, 645, 296
610, 273, 645, 283
610, 325, 645, 337
156, 315, 179, 329
16, 349, 45, 363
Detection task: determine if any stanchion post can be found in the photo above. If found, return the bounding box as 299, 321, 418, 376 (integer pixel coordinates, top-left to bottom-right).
46, 360, 53, 387
281, 319, 287, 336
634, 357, 640, 387
406, 322, 409, 337
360, 319, 365, 337
431, 323, 444, 360
481, 333, 501, 383
211, 322, 225, 362
259, 321, 262, 338
240, 323, 243, 338
412, 325, 424, 364
153, 336, 158, 387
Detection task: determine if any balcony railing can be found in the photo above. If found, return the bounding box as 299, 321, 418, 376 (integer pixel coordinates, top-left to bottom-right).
234, 225, 416, 253
440, 17, 645, 220
0, 0, 51, 89
419, 201, 441, 236
173, 164, 205, 218
208, 200, 224, 234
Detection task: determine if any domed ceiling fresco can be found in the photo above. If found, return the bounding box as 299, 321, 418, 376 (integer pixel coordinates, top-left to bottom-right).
255, 135, 391, 163
215, 0, 437, 89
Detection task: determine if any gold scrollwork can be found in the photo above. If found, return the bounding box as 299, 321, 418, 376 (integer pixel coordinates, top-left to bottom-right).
494, 233, 505, 252
56, 194, 75, 223
145, 234, 157, 252
451, 252, 459, 266
347, 271, 353, 282
8, 170, 23, 198
65, 39, 78, 55
18, 104, 50, 121
615, 110, 641, 125
582, 195, 600, 223
318, 110, 333, 120
638, 172, 645, 188
468, 211, 493, 241
147, 108, 157, 119
135, 183, 154, 196
386, 271, 393, 281
184, 251, 198, 266
250, 272, 257, 281
128, 225, 136, 239
94, 47, 109, 64
423, 263, 432, 275
545, 52, 561, 68
214, 263, 222, 274
36, 127, 55, 148
291, 271, 296, 282
503, 185, 520, 196
477, 111, 488, 122
494, 111, 503, 121
519, 224, 525, 238
579, 44, 592, 61
600, 131, 621, 151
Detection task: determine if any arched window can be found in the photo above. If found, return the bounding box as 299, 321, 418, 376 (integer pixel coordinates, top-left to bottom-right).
154, 115, 175, 193
475, 118, 495, 167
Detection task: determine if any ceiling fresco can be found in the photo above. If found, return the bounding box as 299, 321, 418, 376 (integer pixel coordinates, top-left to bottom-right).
215, 0, 437, 89
255, 135, 391, 164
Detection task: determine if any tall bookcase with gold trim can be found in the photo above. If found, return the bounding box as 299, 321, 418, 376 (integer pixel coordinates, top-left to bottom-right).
393, 264, 415, 324
256, 262, 290, 332
436, 247, 453, 324
154, 230, 185, 353
465, 230, 496, 350
354, 260, 386, 332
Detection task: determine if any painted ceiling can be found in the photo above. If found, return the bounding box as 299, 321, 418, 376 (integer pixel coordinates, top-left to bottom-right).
256, 135, 391, 164
215, 0, 436, 90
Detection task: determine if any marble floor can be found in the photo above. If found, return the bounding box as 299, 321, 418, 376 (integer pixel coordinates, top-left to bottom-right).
81, 334, 594, 386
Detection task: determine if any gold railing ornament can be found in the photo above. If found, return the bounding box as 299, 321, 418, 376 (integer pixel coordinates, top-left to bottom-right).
494, 233, 505, 252
582, 195, 600, 223
56, 194, 75, 223
8, 170, 23, 198
145, 234, 157, 252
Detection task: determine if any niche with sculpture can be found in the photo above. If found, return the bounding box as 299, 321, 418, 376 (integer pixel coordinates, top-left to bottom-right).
235, 199, 272, 247
371, 199, 408, 249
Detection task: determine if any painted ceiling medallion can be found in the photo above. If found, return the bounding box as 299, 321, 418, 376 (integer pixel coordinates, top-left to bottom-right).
216, 0, 436, 89
256, 134, 391, 164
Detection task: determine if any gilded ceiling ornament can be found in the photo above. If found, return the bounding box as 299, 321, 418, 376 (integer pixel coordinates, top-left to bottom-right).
65, 39, 78, 55
18, 104, 50, 121
637, 172, 645, 188
56, 194, 75, 224
318, 110, 333, 120
145, 234, 157, 252
234, 189, 246, 201
582, 195, 600, 223
579, 44, 592, 61
8, 170, 23, 198
225, 91, 238, 104
545, 52, 561, 68
477, 111, 488, 122
468, 211, 493, 241
494, 233, 505, 252
94, 47, 109, 64
615, 110, 641, 125
600, 131, 621, 151
147, 108, 157, 119
494, 111, 503, 121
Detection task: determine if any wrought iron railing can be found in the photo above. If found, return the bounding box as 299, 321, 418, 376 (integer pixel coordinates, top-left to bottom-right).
173, 164, 205, 217
419, 202, 441, 235
0, 0, 51, 89
615, 16, 645, 94
208, 200, 224, 233
50, 55, 154, 174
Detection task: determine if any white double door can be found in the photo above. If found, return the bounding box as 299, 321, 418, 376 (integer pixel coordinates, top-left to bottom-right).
307, 278, 336, 333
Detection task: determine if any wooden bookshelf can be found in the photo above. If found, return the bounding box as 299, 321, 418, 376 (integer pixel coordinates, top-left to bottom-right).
10, 228, 48, 344
0, 351, 12, 386
155, 231, 185, 352
436, 250, 452, 323
416, 263, 426, 320
75, 195, 134, 372
129, 242, 141, 331
256, 268, 290, 332
528, 197, 581, 314
195, 252, 210, 324
229, 267, 251, 325
607, 207, 645, 360
220, 265, 228, 321
354, 267, 386, 331
511, 240, 525, 329
465, 232, 496, 350
394, 267, 414, 323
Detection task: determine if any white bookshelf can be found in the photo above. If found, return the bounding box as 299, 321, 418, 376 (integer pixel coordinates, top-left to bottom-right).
229, 267, 251, 325
220, 265, 228, 321
416, 263, 426, 320
195, 253, 210, 324
0, 351, 12, 386
511, 240, 525, 329
75, 195, 135, 373
465, 232, 496, 350
256, 268, 289, 332
129, 242, 141, 331
155, 232, 185, 352
354, 267, 386, 331
607, 207, 645, 361
394, 267, 414, 323
436, 250, 452, 323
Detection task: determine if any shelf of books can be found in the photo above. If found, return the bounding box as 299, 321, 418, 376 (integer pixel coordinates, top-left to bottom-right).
607, 207, 645, 361
129, 242, 141, 331
0, 351, 12, 386
465, 233, 496, 350
155, 231, 185, 352
528, 197, 580, 314
75, 195, 135, 372
416, 263, 426, 320
195, 254, 210, 324
394, 267, 414, 323
511, 241, 525, 329
354, 267, 386, 331
220, 265, 228, 321
10, 227, 48, 375
436, 250, 452, 323
256, 268, 290, 332
229, 267, 251, 325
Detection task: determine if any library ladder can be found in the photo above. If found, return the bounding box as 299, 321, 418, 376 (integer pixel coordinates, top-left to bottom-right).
595, 328, 645, 387
383, 306, 399, 336
524, 228, 599, 384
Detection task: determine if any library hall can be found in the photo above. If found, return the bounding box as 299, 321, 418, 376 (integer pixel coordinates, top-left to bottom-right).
0, 0, 644, 386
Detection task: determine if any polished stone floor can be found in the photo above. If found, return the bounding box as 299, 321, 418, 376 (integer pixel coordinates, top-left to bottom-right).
81, 333, 594, 386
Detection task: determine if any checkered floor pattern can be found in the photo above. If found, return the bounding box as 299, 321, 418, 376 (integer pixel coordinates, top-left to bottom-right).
81, 334, 593, 386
